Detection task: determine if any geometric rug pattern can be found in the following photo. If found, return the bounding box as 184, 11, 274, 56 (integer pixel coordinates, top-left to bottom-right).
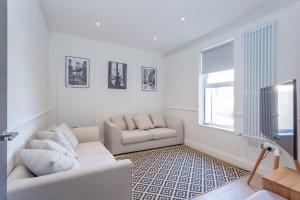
116, 145, 249, 200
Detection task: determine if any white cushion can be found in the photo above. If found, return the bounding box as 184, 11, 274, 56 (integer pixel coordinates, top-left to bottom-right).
110, 115, 127, 130
121, 130, 153, 144
132, 114, 155, 130
29, 139, 74, 158
150, 114, 166, 128
76, 142, 111, 157
18, 149, 77, 176
147, 128, 177, 140
78, 154, 116, 168
124, 115, 137, 130
37, 131, 76, 157
53, 123, 79, 150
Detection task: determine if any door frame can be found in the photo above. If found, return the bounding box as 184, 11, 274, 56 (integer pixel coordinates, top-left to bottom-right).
0, 0, 7, 200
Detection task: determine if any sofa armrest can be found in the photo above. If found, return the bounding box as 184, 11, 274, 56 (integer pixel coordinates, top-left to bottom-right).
165, 116, 184, 143
8, 160, 132, 200
104, 121, 122, 155
72, 126, 100, 143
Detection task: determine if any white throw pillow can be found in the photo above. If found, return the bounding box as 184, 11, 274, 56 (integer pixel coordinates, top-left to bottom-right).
150, 114, 167, 128
53, 123, 78, 150
110, 116, 127, 130
124, 115, 137, 130
37, 131, 76, 157
133, 114, 155, 130
18, 149, 77, 176
29, 139, 74, 158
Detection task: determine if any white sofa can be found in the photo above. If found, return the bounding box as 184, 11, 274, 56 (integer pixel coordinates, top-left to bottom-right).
7, 126, 132, 200
104, 116, 184, 155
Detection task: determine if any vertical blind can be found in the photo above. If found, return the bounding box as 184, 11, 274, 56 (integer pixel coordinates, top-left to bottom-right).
243, 22, 277, 139
201, 41, 234, 74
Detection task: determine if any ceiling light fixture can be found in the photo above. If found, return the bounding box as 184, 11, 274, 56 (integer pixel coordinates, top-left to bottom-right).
153, 36, 158, 41
96, 22, 100, 26
181, 17, 186, 22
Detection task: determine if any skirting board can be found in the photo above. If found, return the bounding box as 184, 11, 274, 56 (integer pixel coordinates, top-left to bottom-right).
184, 139, 270, 176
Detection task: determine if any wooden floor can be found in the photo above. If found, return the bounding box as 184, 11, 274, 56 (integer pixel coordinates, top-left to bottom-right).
193, 175, 262, 200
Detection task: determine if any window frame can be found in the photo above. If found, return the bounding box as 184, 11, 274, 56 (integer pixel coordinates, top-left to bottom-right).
202, 70, 235, 131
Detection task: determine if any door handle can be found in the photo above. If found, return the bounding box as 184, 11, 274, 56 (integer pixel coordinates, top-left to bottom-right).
0, 131, 19, 141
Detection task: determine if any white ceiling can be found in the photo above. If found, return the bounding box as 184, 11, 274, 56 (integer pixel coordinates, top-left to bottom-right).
38, 0, 298, 54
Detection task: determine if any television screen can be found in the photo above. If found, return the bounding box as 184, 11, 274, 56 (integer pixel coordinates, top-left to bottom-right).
260, 80, 297, 159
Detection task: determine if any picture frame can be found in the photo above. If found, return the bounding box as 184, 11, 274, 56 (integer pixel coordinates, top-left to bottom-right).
142, 66, 157, 91
65, 56, 90, 88
108, 61, 127, 89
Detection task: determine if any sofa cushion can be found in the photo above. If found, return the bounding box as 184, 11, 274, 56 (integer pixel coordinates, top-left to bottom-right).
122, 130, 153, 144
110, 115, 127, 130
18, 149, 78, 176
147, 128, 177, 140
124, 115, 137, 130
78, 154, 116, 168
132, 114, 155, 130
37, 131, 76, 157
8, 165, 35, 182
76, 142, 111, 157
53, 123, 79, 150
150, 114, 166, 128
29, 139, 74, 158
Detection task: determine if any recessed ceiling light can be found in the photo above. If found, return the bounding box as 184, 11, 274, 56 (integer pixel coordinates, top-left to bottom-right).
153, 36, 158, 41
96, 22, 100, 26
181, 17, 186, 22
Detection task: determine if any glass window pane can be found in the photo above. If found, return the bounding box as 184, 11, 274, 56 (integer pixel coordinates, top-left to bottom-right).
206, 69, 234, 85
204, 86, 234, 129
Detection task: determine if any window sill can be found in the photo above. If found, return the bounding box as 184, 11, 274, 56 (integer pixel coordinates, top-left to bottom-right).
199, 123, 238, 135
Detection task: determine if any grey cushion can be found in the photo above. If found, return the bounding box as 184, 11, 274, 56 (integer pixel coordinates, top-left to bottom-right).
124, 115, 137, 130
150, 114, 166, 128
18, 149, 78, 176
121, 130, 153, 144
132, 114, 155, 130
147, 128, 177, 140
53, 123, 79, 150
37, 131, 77, 157
110, 116, 127, 130
29, 139, 74, 158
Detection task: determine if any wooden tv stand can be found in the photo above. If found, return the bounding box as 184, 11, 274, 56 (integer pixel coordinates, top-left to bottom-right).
262, 167, 300, 199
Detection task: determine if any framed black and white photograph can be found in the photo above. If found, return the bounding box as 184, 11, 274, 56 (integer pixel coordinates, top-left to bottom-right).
142, 66, 157, 91
65, 56, 90, 88
108, 61, 127, 89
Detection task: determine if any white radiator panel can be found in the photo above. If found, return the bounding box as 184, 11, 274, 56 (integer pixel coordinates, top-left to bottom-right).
243, 22, 277, 139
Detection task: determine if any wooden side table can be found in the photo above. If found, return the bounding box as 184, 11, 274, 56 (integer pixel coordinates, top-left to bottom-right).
262, 167, 300, 200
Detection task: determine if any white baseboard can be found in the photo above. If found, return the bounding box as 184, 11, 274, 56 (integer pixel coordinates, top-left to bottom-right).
184, 139, 271, 176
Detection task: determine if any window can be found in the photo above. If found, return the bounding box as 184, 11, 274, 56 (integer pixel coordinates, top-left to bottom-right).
200, 40, 234, 131
203, 69, 234, 130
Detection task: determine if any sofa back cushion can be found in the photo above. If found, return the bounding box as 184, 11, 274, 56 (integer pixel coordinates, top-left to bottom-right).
110, 115, 127, 130
124, 115, 137, 130
18, 149, 78, 176
53, 123, 79, 150
133, 114, 155, 130
150, 114, 166, 128
37, 131, 76, 157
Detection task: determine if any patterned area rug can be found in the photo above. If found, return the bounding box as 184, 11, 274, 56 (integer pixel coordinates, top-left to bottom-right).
116, 145, 249, 200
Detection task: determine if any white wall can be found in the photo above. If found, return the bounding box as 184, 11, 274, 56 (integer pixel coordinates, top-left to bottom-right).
7, 0, 50, 174
49, 33, 164, 133
164, 2, 300, 174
